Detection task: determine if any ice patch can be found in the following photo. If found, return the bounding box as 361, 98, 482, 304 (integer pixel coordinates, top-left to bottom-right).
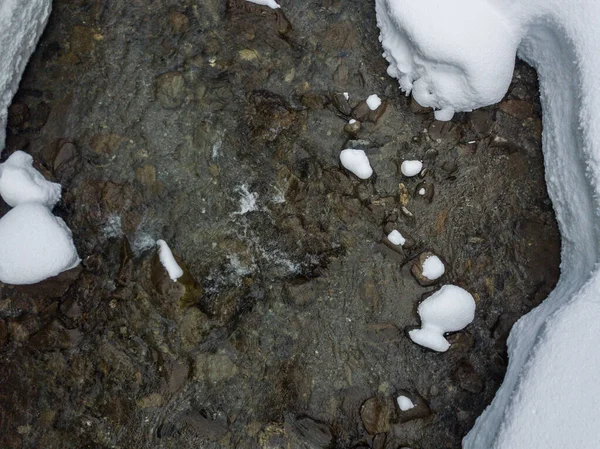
343, 92, 350, 100
235, 184, 259, 215
340, 149, 373, 179
408, 285, 476, 352
156, 239, 184, 281
400, 160, 422, 177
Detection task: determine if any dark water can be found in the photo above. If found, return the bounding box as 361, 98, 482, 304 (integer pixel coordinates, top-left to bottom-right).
0, 1, 559, 448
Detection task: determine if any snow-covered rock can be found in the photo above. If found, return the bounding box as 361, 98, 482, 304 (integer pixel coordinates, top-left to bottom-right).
366, 94, 382, 111
400, 160, 422, 177
0, 203, 80, 285
397, 395, 415, 411
409, 285, 475, 352
377, 0, 600, 447
0, 151, 61, 208
387, 229, 406, 246
340, 149, 373, 179
157, 239, 184, 281
421, 255, 445, 281
0, 0, 52, 151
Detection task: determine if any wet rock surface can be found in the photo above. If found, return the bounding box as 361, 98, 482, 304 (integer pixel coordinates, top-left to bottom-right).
0, 1, 559, 449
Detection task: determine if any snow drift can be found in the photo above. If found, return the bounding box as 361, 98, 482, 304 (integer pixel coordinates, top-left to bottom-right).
376, 0, 600, 447
0, 0, 52, 151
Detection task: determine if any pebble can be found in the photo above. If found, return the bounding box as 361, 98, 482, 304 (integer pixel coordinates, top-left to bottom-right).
360, 396, 391, 435
415, 181, 434, 202
155, 71, 185, 108
394, 389, 431, 423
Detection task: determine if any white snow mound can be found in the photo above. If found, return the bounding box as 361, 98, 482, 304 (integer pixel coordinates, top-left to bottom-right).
400, 160, 422, 177
0, 203, 80, 285
340, 149, 373, 180
0, 150, 61, 208
366, 94, 382, 111
157, 239, 184, 281
377, 0, 600, 447
422, 255, 445, 280
0, 0, 52, 151
387, 229, 406, 246
409, 285, 475, 352
397, 395, 415, 411
245, 0, 280, 9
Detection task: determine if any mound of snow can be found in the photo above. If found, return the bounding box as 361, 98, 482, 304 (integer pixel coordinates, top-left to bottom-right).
340, 149, 373, 179
0, 151, 61, 208
397, 395, 415, 411
400, 160, 422, 177
421, 255, 445, 281
0, 203, 80, 284
409, 285, 475, 352
0, 0, 52, 151
366, 94, 382, 110
377, 0, 600, 447
387, 229, 406, 246
246, 0, 280, 9
157, 239, 184, 281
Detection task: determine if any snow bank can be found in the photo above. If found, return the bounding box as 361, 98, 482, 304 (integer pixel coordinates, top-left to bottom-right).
340, 149, 373, 179
377, 0, 600, 447
0, 203, 80, 284
409, 285, 475, 352
0, 0, 52, 151
157, 240, 184, 281
0, 151, 61, 208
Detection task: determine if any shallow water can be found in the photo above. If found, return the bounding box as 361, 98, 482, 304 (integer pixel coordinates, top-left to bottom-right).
0, 1, 559, 448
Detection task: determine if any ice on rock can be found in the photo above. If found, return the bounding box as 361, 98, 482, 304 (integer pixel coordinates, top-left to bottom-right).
0, 151, 61, 208
340, 149, 373, 179
156, 239, 184, 281
366, 94, 382, 110
0, 203, 80, 285
422, 255, 445, 281
387, 230, 406, 246
1, 0, 51, 150
409, 285, 475, 352
397, 395, 415, 411
245, 0, 280, 9
400, 160, 422, 177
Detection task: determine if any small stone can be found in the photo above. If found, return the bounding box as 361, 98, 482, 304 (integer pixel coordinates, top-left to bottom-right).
168, 11, 189, 34
285, 414, 333, 449
499, 99, 534, 120
441, 160, 458, 174
90, 133, 122, 155
330, 91, 352, 116
411, 251, 445, 286
428, 120, 459, 142
239, 48, 259, 61
344, 119, 361, 136
398, 183, 410, 206
469, 109, 494, 135
415, 181, 434, 202
394, 389, 431, 423
194, 351, 239, 383
453, 360, 484, 393
360, 396, 391, 435
155, 72, 185, 108
409, 97, 432, 114
137, 393, 164, 409
135, 164, 157, 185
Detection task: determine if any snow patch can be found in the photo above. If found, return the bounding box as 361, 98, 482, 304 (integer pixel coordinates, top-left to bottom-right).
340, 149, 373, 179
387, 229, 406, 246
0, 0, 52, 151
422, 255, 445, 280
400, 160, 422, 177
245, 0, 280, 9
235, 184, 259, 215
397, 395, 415, 411
366, 94, 382, 110
408, 285, 475, 352
156, 239, 183, 281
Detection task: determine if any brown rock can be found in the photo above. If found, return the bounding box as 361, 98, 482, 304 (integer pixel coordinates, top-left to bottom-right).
168, 11, 189, 34
409, 97, 432, 114
394, 389, 431, 423
411, 251, 445, 286
360, 397, 391, 435
499, 99, 534, 120
415, 181, 434, 203
428, 120, 459, 142
90, 133, 123, 155
136, 164, 157, 185
155, 71, 186, 108
453, 360, 484, 393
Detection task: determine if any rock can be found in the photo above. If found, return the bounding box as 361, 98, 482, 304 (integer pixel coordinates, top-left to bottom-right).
284, 414, 333, 449
410, 251, 445, 286
29, 101, 51, 131
409, 97, 432, 114
137, 392, 164, 409
51, 139, 80, 182
428, 120, 459, 142
135, 164, 157, 186
166, 358, 190, 393
259, 423, 287, 449
344, 119, 361, 137
194, 351, 239, 383
90, 133, 123, 155
414, 181, 434, 203
179, 410, 229, 440
492, 312, 521, 348
360, 396, 391, 435
453, 360, 484, 393
499, 99, 534, 120
168, 11, 189, 34
330, 91, 352, 116
398, 183, 410, 206
441, 160, 458, 174
155, 71, 185, 108
394, 389, 431, 423
7, 102, 30, 129
352, 99, 387, 123
469, 109, 494, 136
